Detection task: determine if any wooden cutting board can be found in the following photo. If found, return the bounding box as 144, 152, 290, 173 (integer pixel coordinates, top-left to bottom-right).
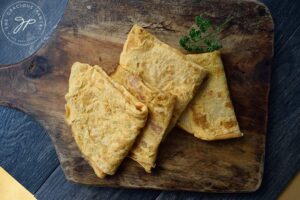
0, 0, 273, 192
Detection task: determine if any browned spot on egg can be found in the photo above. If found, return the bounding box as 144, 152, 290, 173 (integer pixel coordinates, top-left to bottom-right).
220, 120, 237, 129
213, 66, 223, 75
137, 94, 146, 101
207, 90, 213, 96
217, 91, 223, 98
192, 108, 209, 129
165, 65, 175, 75
149, 121, 163, 133
140, 62, 146, 68
104, 101, 112, 113
157, 95, 167, 101
225, 102, 233, 108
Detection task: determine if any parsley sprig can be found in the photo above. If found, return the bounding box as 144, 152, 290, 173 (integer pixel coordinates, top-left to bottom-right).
179, 16, 232, 53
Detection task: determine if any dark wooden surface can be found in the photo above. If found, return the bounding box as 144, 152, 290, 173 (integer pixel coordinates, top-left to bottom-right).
0, 0, 299, 199
0, 0, 273, 192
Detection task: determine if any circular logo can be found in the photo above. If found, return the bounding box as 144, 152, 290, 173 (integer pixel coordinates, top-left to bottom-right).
1, 1, 46, 46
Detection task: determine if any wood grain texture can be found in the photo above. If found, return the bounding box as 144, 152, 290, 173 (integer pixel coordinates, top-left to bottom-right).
0, 0, 273, 192
0, 106, 60, 194
35, 166, 161, 200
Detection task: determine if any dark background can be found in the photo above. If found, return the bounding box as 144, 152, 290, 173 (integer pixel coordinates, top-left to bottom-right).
0, 0, 299, 199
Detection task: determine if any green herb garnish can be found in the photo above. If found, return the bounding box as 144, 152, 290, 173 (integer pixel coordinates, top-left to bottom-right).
179, 16, 232, 53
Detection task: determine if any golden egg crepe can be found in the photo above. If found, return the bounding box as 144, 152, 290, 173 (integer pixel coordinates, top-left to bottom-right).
65, 62, 148, 178
178, 51, 243, 140
120, 24, 207, 132
111, 66, 175, 172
